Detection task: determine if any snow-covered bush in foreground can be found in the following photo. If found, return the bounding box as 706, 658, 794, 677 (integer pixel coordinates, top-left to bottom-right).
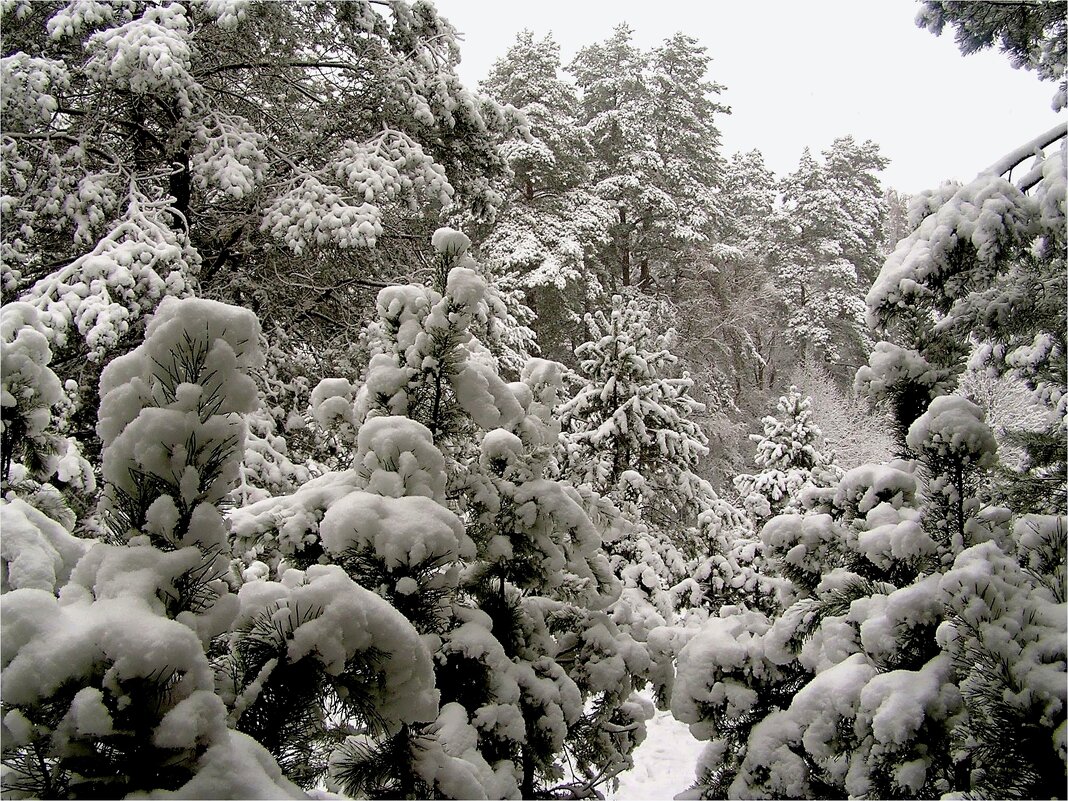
674, 449, 1065, 799
1, 297, 441, 798
1, 297, 301, 798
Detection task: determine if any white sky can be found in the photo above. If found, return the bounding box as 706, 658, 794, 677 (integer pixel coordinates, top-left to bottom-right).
434, 0, 1064, 194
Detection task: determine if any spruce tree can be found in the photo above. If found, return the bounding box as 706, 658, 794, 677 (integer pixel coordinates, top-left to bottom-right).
561, 294, 730, 554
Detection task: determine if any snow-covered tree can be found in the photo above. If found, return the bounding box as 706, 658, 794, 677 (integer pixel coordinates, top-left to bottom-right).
571, 25, 728, 290
1, 302, 95, 527
772, 138, 887, 372
675, 418, 1064, 799
1, 0, 510, 463
788, 358, 894, 470
667, 148, 783, 479
917, 0, 1067, 110
477, 30, 612, 362
864, 123, 1066, 508
3, 299, 292, 797
734, 387, 841, 524
561, 295, 733, 550
674, 33, 1066, 793
229, 230, 660, 798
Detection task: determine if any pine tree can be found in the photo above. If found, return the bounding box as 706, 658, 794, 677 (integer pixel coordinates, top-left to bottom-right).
673, 37, 1066, 792
734, 387, 841, 524
229, 230, 662, 798
1, 0, 511, 468
478, 30, 612, 363
675, 397, 1064, 799
864, 126, 1066, 508
917, 0, 1067, 110
570, 25, 728, 291
773, 140, 887, 373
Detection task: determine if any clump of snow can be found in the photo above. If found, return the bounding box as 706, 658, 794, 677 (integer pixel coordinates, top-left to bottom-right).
905, 395, 998, 467
1, 302, 63, 437
235, 564, 439, 730
432, 226, 471, 256
1, 498, 91, 593
855, 341, 953, 405
833, 463, 918, 519
310, 377, 357, 432
230, 469, 362, 561
355, 415, 446, 500
319, 491, 473, 568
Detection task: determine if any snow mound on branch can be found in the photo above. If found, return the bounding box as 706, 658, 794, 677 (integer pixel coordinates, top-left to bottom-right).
0, 54, 69, 126
905, 395, 998, 466
143, 729, 304, 799
855, 341, 954, 402
1, 498, 92, 593
230, 469, 362, 560
731, 653, 878, 798
235, 564, 438, 731
1, 302, 64, 436
320, 492, 472, 568
2, 587, 215, 710
855, 504, 936, 570
432, 227, 471, 256
867, 175, 1032, 323
833, 463, 918, 518
355, 415, 447, 500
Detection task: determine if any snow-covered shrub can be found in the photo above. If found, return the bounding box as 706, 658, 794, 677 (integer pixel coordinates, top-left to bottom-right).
1, 297, 302, 798
1, 302, 95, 527
676, 451, 1065, 799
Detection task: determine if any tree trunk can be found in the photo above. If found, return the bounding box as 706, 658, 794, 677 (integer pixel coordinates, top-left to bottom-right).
619, 207, 630, 286
521, 747, 536, 798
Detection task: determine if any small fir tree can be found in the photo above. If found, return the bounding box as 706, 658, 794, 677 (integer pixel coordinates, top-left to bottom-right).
733, 386, 841, 524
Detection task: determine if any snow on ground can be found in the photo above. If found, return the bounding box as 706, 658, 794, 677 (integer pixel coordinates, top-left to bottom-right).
608, 695, 704, 801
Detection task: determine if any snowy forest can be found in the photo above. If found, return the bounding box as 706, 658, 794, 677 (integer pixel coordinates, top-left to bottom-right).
0, 1, 1065, 799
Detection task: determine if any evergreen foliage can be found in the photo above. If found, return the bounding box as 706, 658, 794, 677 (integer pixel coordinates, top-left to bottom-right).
1, 3, 1064, 799
733, 387, 841, 524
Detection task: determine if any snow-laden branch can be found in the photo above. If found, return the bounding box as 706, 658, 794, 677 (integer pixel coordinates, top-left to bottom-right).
197, 59, 366, 78
980, 121, 1067, 185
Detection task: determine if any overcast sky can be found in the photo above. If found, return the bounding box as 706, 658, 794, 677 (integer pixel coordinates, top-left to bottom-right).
434, 0, 1064, 194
